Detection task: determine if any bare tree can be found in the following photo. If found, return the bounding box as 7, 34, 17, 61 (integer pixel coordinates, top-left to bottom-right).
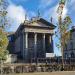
56, 0, 72, 69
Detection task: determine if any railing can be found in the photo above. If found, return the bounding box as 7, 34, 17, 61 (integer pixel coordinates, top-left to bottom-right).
0, 58, 75, 74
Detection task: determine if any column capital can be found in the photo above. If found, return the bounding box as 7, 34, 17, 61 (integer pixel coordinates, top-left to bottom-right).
34, 33, 37, 35
25, 32, 28, 34
34, 32, 37, 34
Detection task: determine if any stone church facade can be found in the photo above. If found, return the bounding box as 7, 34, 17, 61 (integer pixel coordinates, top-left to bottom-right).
8, 18, 56, 63
64, 26, 75, 59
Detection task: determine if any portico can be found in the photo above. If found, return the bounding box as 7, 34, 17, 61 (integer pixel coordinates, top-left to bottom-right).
14, 18, 56, 63
22, 32, 53, 62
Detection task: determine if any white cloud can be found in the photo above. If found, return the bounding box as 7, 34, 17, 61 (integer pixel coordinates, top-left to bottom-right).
28, 11, 36, 18
8, 0, 27, 3
18, 0, 26, 1
15, 0, 27, 2
7, 4, 26, 31
70, 0, 75, 5
62, 5, 68, 19
39, 0, 53, 8
68, 0, 75, 13
44, 4, 68, 24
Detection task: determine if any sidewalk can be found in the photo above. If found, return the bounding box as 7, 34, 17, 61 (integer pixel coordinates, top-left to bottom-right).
6, 71, 75, 75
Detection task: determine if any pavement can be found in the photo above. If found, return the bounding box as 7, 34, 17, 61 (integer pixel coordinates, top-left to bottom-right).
6, 71, 75, 75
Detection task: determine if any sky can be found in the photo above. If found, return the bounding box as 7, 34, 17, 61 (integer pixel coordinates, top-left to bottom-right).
6, 0, 75, 56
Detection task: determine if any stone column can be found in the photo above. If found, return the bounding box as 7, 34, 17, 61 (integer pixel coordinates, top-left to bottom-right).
34, 33, 37, 60
49, 35, 51, 44
25, 32, 28, 62
49, 35, 53, 53
23, 32, 25, 59
43, 33, 46, 58
25, 33, 28, 49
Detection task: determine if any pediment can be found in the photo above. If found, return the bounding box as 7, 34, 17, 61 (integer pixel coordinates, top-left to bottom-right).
27, 18, 56, 28
30, 21, 48, 27
21, 18, 56, 32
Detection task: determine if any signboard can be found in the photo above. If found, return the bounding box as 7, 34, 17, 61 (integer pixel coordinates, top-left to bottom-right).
46, 53, 55, 58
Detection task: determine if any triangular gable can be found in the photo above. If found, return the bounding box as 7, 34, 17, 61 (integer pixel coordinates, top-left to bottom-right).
29, 21, 48, 27
38, 18, 55, 27
28, 18, 56, 29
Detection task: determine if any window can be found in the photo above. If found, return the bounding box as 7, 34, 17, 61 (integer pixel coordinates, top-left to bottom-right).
70, 41, 73, 50
8, 36, 11, 41
65, 44, 67, 50
65, 53, 68, 59
71, 52, 75, 58
70, 33, 72, 40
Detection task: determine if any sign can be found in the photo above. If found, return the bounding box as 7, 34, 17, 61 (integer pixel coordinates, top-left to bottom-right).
46, 53, 55, 58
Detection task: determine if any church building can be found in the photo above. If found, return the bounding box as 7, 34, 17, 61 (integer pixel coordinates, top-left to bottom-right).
8, 17, 56, 63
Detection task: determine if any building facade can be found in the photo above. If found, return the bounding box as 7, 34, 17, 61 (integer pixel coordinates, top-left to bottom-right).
8, 18, 56, 63
64, 26, 75, 59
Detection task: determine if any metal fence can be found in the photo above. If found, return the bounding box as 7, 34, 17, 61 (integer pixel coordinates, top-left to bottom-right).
0, 58, 75, 74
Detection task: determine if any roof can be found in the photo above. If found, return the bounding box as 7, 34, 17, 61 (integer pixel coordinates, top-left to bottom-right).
37, 18, 56, 28
23, 18, 56, 28
70, 26, 75, 32
7, 32, 15, 36
16, 18, 56, 33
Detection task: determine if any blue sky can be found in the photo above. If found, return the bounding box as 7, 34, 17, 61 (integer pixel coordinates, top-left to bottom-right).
7, 0, 75, 56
